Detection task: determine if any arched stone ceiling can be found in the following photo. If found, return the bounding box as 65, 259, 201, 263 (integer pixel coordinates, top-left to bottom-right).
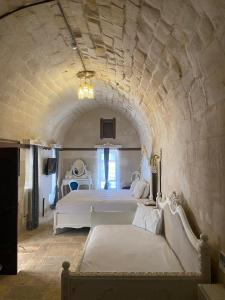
1, 0, 225, 271
0, 0, 225, 151
42, 83, 151, 147
0, 0, 153, 150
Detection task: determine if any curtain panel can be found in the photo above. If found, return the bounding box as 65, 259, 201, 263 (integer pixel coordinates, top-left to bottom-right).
96, 148, 103, 190
27, 145, 39, 230
104, 148, 109, 190
51, 148, 59, 208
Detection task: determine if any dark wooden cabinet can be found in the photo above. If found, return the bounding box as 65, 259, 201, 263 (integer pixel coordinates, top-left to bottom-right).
0, 148, 19, 275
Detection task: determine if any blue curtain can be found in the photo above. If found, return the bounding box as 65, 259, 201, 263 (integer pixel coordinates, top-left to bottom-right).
51, 148, 59, 208
104, 148, 109, 190
28, 145, 39, 230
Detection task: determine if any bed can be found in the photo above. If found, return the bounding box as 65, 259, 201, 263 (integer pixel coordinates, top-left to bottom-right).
54, 189, 149, 233
61, 192, 211, 300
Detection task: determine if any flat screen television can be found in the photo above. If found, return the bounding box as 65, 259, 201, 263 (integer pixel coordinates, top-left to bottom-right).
44, 158, 57, 175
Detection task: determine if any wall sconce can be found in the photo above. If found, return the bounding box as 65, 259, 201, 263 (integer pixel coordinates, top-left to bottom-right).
150, 154, 159, 173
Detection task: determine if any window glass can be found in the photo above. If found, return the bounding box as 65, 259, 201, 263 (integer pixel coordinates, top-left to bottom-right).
99, 149, 119, 189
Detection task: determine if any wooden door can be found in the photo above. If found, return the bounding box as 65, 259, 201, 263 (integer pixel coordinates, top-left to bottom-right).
0, 148, 19, 275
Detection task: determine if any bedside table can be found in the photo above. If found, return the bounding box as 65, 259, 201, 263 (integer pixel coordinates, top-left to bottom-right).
198, 284, 225, 300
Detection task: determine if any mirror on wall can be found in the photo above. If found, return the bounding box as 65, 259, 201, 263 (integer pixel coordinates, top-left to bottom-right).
72, 159, 85, 177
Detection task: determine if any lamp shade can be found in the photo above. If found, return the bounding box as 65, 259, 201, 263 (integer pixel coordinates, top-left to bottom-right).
78, 82, 94, 99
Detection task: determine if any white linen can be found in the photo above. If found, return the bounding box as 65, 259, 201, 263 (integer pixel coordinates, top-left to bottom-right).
132, 205, 163, 234
56, 190, 138, 214
130, 178, 139, 191
132, 204, 149, 229
145, 208, 163, 234
80, 225, 184, 273
141, 183, 150, 198
132, 180, 146, 198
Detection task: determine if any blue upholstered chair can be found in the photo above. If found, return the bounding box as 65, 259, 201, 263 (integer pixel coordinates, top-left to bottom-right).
69, 181, 78, 191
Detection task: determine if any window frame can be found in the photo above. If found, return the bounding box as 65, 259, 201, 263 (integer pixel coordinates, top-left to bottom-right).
97, 148, 120, 190
100, 118, 116, 139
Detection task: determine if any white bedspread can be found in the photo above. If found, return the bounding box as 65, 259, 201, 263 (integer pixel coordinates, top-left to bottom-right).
56, 190, 138, 214
80, 225, 184, 273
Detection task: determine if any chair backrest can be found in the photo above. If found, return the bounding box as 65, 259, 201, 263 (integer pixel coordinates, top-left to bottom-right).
78, 184, 89, 190
69, 181, 78, 191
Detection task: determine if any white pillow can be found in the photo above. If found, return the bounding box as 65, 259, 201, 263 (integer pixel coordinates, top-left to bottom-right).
141, 183, 150, 198
132, 204, 146, 229
132, 180, 146, 199
145, 209, 163, 234
130, 178, 139, 192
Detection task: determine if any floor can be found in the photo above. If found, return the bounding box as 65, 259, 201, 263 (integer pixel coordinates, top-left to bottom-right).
0, 217, 89, 300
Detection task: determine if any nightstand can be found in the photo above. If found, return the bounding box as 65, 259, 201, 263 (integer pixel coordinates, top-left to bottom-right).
198, 284, 225, 300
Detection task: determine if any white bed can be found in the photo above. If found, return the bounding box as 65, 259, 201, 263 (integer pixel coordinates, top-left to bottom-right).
61, 192, 211, 300
54, 189, 148, 233
80, 224, 183, 273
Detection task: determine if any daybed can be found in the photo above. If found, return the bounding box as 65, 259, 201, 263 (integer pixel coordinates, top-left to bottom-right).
61, 192, 211, 300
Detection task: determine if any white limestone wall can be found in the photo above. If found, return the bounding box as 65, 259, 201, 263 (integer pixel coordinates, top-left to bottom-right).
62, 107, 140, 148
61, 108, 141, 189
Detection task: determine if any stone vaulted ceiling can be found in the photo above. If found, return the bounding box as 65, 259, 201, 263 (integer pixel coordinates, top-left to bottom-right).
1, 0, 225, 270
0, 0, 225, 150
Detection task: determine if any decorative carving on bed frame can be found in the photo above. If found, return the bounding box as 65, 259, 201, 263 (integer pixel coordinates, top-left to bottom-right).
166, 191, 182, 212
61, 191, 211, 300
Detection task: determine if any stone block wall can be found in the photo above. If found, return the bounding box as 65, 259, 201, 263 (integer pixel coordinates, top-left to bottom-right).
60, 107, 141, 189
0, 0, 225, 280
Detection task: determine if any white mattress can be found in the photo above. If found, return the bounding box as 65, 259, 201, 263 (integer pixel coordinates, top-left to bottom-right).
56, 190, 138, 214
80, 225, 184, 273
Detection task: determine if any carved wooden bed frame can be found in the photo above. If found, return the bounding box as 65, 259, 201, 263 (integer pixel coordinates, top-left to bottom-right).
61, 192, 211, 300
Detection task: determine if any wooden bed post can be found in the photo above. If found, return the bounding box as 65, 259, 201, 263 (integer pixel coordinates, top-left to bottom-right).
61, 261, 70, 300
199, 234, 211, 283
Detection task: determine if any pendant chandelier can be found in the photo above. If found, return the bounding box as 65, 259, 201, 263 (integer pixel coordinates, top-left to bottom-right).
56, 2, 95, 100
77, 70, 95, 100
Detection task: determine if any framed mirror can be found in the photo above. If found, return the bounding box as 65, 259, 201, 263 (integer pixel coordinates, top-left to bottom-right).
72, 159, 85, 177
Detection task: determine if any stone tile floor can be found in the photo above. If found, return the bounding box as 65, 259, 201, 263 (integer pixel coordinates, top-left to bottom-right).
0, 218, 89, 300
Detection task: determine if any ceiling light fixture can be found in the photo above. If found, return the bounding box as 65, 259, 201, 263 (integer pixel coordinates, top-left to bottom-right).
77, 70, 95, 100
57, 1, 95, 100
